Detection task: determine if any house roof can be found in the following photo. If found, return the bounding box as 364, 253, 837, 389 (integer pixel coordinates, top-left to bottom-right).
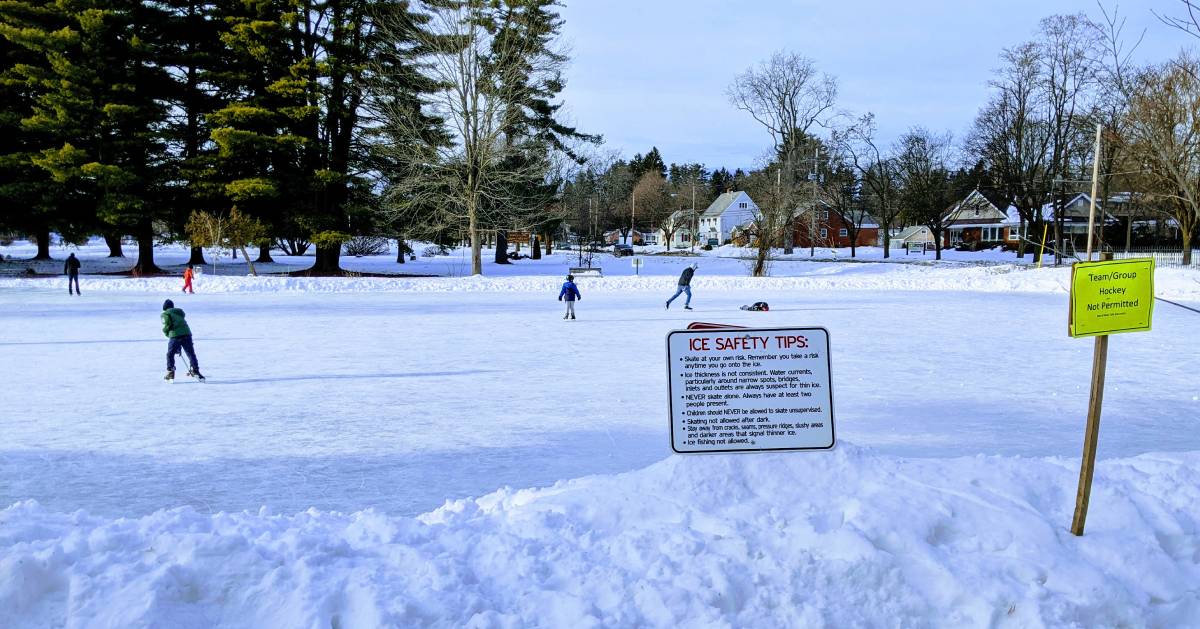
701, 191, 742, 218
894, 226, 932, 241
943, 189, 1011, 225
1003, 193, 1116, 224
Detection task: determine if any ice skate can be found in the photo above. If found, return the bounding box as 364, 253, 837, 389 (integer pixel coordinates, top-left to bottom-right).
164, 370, 175, 382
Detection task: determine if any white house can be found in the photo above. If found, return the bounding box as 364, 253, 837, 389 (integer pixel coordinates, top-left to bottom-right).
655, 209, 697, 249
1001, 193, 1118, 248
698, 191, 759, 245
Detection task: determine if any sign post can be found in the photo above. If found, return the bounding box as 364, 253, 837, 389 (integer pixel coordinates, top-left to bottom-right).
632, 257, 643, 275
667, 327, 835, 453
1068, 124, 1155, 535
1068, 254, 1154, 536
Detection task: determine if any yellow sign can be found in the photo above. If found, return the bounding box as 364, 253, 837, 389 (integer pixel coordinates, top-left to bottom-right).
1069, 258, 1155, 337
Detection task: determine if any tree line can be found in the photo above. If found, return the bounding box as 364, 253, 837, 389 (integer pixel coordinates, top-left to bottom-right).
699, 4, 1200, 271
0, 0, 591, 275
4, 2, 1198, 276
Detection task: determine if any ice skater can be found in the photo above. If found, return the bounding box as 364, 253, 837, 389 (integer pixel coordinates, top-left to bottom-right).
558, 274, 581, 319
161, 299, 204, 381
665, 263, 698, 310
64, 252, 81, 295
182, 264, 195, 294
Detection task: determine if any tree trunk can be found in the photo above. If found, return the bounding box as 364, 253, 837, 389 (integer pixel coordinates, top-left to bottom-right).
241, 247, 258, 276
470, 213, 482, 275
256, 242, 274, 264
1124, 216, 1133, 253
188, 246, 207, 265
103, 233, 124, 258
131, 218, 161, 276
783, 231, 794, 255
33, 225, 52, 260
1016, 218, 1027, 258
544, 232, 552, 255
1183, 224, 1194, 266
396, 238, 405, 263
532, 236, 541, 259
752, 241, 769, 277
495, 230, 509, 264
310, 244, 343, 275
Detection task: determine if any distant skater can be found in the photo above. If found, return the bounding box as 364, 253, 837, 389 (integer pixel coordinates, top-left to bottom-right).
182, 264, 195, 294
558, 274, 581, 319
161, 299, 204, 382
64, 253, 81, 295
665, 263, 698, 310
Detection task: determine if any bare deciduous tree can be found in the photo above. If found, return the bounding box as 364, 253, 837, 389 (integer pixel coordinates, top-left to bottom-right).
728, 51, 837, 276
378, 2, 559, 275
1124, 53, 1200, 265
186, 208, 267, 276
833, 113, 901, 257
896, 128, 956, 261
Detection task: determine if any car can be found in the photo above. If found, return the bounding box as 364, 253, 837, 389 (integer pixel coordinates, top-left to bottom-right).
612, 243, 634, 257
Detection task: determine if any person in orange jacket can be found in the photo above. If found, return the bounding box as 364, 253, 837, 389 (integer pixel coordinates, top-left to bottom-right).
182, 264, 195, 294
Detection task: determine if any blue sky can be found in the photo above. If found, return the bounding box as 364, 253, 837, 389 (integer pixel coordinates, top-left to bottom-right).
556, 0, 1182, 173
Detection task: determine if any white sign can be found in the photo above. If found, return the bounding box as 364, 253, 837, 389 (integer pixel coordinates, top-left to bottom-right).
667, 327, 835, 453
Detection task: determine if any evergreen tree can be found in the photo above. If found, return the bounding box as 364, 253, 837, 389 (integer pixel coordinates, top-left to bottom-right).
8, 1, 173, 273
710, 167, 733, 196
157, 0, 223, 265
0, 0, 66, 258
205, 0, 312, 267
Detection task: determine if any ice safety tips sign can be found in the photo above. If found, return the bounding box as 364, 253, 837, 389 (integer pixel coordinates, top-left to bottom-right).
667, 327, 835, 453
1069, 258, 1155, 338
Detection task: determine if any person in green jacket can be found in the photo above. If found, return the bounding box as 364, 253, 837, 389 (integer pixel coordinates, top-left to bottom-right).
161, 299, 204, 381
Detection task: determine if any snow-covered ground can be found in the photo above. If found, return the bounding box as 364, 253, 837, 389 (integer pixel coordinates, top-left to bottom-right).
1, 240, 1199, 627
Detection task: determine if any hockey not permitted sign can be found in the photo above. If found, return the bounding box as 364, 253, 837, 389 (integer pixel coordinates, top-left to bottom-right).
667, 327, 835, 453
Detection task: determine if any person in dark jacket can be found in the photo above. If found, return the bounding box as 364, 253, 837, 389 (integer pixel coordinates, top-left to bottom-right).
64, 253, 81, 295
665, 263, 698, 310
161, 299, 204, 381
558, 274, 581, 319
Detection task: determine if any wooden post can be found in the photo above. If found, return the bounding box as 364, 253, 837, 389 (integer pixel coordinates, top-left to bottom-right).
1071, 249, 1113, 536
1085, 123, 1103, 261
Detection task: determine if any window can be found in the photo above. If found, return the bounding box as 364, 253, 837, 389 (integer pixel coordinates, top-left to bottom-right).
839, 228, 848, 237
1007, 227, 1019, 241
820, 228, 828, 238
821, 210, 830, 219
739, 202, 747, 209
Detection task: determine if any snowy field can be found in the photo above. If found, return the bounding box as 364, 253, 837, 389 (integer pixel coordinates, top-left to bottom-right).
2, 240, 1199, 627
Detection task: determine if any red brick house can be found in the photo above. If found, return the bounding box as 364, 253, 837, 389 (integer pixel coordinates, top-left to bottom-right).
792, 204, 880, 248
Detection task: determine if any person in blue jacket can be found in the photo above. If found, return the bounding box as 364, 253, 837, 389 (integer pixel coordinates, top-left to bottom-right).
558, 274, 581, 319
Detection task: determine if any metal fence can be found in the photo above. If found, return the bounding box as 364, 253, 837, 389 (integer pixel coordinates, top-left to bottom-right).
1110, 246, 1198, 268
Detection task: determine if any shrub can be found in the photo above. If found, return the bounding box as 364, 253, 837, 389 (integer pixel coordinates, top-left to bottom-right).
344, 236, 389, 257
422, 245, 448, 257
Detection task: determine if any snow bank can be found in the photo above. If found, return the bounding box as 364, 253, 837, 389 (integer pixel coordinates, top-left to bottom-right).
4, 263, 1199, 300
3, 445, 1198, 628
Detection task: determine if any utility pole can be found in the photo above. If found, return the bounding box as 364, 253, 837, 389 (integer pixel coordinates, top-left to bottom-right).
691, 182, 697, 253
810, 146, 820, 257
631, 191, 636, 245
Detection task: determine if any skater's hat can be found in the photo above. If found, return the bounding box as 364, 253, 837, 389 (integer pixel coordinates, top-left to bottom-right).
163, 299, 174, 310
566, 274, 574, 281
